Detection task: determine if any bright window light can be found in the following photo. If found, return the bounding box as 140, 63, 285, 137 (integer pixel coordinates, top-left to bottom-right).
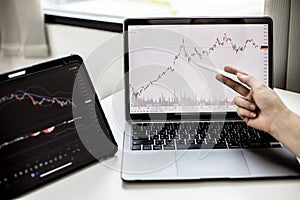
42, 0, 265, 23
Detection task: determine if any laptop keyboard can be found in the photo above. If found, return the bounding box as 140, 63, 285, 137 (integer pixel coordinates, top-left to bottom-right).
131, 121, 282, 150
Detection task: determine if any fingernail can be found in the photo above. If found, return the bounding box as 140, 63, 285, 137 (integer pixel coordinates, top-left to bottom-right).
215, 74, 224, 82
250, 112, 256, 117
237, 73, 246, 78
249, 104, 256, 110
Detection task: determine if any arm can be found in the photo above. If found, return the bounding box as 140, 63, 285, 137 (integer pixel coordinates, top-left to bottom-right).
271, 107, 300, 157
216, 66, 300, 157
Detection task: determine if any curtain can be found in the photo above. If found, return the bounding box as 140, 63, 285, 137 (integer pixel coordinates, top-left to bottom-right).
0, 0, 49, 57
264, 0, 300, 92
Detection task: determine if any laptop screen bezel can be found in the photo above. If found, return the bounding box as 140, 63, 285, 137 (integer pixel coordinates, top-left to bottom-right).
124, 17, 273, 121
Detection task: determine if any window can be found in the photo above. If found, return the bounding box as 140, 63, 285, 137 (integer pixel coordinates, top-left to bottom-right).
42, 0, 265, 24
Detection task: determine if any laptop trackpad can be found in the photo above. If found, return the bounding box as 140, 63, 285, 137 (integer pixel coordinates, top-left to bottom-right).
176, 150, 250, 178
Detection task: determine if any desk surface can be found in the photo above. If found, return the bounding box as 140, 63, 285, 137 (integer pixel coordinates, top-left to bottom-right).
22, 88, 300, 200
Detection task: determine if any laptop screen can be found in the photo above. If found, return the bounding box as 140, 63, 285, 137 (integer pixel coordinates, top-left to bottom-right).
125, 18, 272, 116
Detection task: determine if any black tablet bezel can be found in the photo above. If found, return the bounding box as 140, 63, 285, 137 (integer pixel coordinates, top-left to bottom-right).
0, 55, 118, 199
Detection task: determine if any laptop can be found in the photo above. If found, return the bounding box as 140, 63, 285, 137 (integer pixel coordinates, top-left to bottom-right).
0, 55, 117, 199
121, 17, 300, 181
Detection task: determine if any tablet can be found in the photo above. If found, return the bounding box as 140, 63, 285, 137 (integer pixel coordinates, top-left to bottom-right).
0, 55, 118, 199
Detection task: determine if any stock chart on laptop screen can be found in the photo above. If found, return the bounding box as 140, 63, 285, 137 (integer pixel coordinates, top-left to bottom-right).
128, 24, 269, 114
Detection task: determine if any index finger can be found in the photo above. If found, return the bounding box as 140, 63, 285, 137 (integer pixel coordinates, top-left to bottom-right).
224, 66, 248, 75
237, 73, 263, 89
216, 73, 250, 97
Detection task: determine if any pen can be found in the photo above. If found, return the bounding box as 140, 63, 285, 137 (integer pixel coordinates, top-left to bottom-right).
192, 61, 249, 88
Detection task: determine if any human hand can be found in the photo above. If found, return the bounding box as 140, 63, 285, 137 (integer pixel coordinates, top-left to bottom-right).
216, 66, 288, 135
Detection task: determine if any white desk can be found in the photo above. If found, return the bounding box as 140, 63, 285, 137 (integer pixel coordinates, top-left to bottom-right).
22, 88, 300, 200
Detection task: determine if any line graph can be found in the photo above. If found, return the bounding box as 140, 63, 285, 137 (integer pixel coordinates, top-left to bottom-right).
130, 66, 175, 97
23, 85, 72, 96
0, 117, 82, 150
128, 24, 268, 113
173, 33, 259, 64
130, 33, 261, 99
0, 90, 75, 108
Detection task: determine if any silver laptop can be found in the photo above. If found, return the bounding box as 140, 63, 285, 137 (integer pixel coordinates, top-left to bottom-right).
121, 17, 300, 181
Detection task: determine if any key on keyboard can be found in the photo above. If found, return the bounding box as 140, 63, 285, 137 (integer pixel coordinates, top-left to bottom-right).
131, 121, 281, 150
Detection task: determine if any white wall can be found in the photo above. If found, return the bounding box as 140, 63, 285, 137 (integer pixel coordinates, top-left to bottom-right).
0, 24, 123, 99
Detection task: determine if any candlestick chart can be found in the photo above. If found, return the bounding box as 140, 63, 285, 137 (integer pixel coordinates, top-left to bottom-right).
128, 24, 269, 113
0, 64, 88, 156
0, 89, 74, 108
0, 117, 82, 150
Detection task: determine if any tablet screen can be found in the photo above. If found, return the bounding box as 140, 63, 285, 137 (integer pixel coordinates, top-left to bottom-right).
0, 55, 117, 199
